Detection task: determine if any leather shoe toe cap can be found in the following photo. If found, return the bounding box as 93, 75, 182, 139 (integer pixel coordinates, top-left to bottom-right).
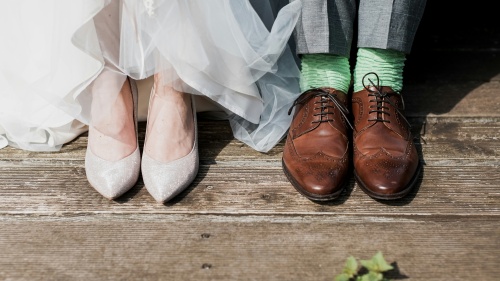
354, 156, 420, 199
283, 157, 349, 200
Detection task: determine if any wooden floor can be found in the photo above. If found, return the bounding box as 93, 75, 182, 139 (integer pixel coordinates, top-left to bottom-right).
1, 4, 500, 281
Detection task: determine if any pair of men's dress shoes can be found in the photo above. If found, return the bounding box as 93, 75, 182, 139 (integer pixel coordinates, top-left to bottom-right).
282, 80, 421, 201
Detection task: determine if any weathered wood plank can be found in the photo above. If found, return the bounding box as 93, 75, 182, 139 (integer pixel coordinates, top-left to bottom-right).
1, 118, 499, 165
0, 215, 498, 281
0, 117, 498, 216
405, 82, 500, 117
0, 164, 498, 216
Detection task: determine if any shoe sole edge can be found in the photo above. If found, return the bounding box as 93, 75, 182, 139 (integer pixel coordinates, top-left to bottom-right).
281, 158, 345, 202
354, 162, 423, 200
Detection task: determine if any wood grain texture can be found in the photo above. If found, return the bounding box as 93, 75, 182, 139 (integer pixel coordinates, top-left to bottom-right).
0, 215, 498, 281
0, 119, 498, 216
1, 117, 500, 163
405, 82, 500, 117
0, 163, 498, 216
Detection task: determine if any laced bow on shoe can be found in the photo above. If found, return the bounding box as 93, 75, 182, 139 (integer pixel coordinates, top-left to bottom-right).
288, 88, 353, 130
362, 72, 411, 128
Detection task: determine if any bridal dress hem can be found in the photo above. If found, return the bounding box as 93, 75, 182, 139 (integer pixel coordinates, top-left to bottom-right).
0, 0, 115, 151
0, 0, 302, 153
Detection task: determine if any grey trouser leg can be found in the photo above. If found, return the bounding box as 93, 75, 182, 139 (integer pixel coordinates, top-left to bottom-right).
295, 0, 356, 56
358, 0, 426, 53
295, 0, 426, 55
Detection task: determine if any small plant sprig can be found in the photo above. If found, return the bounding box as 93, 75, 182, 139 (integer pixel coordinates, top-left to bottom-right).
335, 251, 394, 281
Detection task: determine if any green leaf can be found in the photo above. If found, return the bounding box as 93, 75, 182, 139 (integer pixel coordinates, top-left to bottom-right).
360, 252, 393, 273
359, 272, 384, 281
335, 273, 352, 281
342, 256, 358, 277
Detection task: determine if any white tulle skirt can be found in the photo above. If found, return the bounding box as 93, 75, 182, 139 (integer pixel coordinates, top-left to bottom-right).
0, 0, 301, 152
0, 0, 122, 151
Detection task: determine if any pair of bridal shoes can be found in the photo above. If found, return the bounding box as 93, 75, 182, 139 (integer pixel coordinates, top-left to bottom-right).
85, 79, 198, 203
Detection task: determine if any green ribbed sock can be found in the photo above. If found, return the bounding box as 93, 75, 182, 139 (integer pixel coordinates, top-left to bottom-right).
353, 48, 406, 92
300, 54, 351, 93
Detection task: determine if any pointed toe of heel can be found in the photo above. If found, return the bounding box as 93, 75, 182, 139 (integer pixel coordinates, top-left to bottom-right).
85, 147, 141, 200
141, 146, 199, 203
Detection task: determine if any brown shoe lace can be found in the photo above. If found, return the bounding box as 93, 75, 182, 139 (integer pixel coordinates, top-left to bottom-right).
362, 72, 411, 128
288, 88, 353, 130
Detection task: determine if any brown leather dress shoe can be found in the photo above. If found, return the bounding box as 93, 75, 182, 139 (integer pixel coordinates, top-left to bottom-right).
282, 88, 352, 201
352, 80, 421, 200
